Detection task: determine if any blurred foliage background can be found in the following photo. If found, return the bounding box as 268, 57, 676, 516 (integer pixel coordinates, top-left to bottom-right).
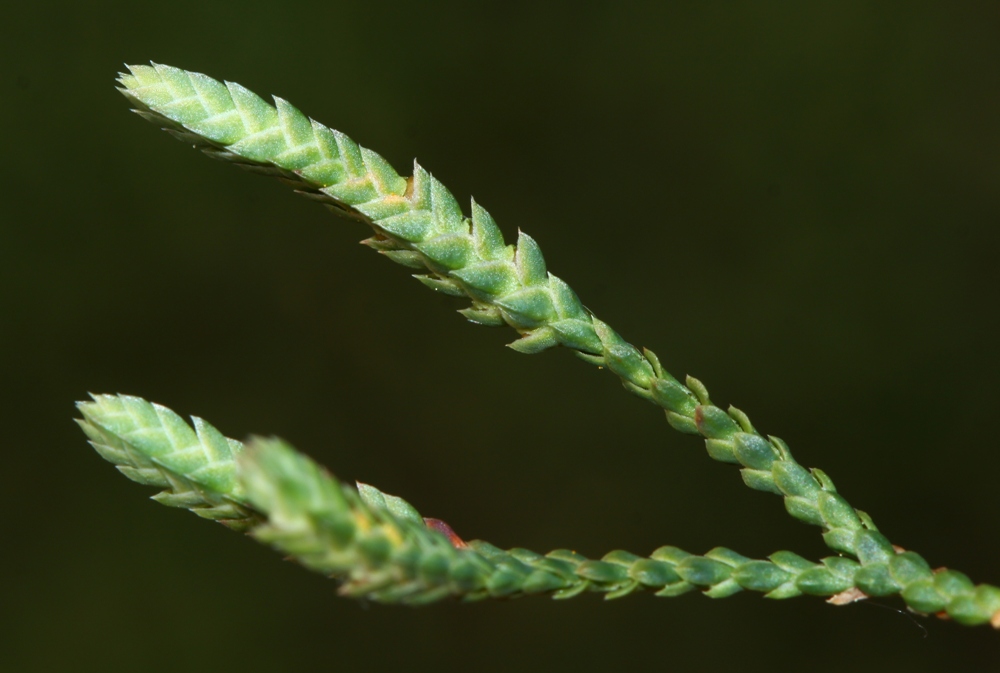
3, 1, 999, 670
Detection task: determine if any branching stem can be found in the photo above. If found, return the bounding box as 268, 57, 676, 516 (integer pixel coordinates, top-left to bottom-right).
80, 63, 1000, 628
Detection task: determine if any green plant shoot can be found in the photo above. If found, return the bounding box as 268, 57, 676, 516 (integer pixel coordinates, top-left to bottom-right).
78, 62, 1000, 629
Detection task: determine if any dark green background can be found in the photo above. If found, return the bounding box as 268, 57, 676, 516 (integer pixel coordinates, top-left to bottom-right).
3, 2, 999, 670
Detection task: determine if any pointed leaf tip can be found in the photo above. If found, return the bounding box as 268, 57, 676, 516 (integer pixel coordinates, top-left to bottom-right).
424, 518, 468, 549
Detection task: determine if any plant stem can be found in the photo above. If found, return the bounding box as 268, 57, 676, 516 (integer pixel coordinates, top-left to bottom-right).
106, 63, 1000, 627
82, 393, 990, 618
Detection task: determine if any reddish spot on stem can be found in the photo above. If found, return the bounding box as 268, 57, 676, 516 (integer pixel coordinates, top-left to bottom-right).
827, 587, 867, 605
424, 518, 468, 549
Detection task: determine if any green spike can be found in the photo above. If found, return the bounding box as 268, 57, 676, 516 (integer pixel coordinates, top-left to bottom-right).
103, 64, 1000, 629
